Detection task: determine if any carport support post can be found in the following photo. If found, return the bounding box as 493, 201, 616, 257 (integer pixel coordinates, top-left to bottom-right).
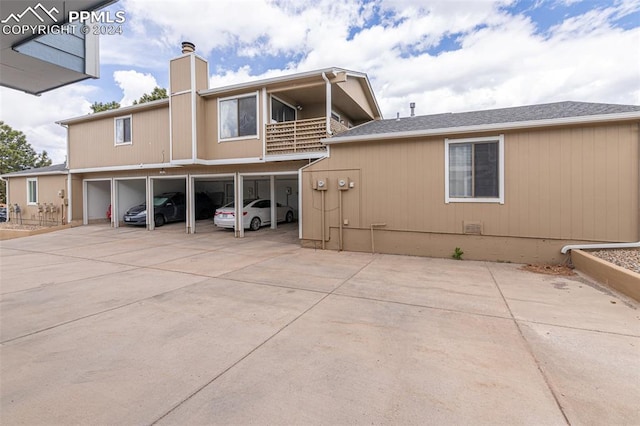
270, 176, 276, 229
186, 176, 194, 234
147, 177, 154, 231
111, 179, 117, 228
236, 173, 244, 238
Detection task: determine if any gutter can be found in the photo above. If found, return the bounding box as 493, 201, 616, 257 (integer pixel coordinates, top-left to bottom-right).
561, 241, 640, 254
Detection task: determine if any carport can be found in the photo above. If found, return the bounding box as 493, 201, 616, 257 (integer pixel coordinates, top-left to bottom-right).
236, 172, 298, 238
190, 174, 235, 234
83, 179, 111, 225
148, 175, 187, 231
112, 178, 146, 228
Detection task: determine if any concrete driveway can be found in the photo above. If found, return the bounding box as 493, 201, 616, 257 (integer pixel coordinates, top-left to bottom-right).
1, 223, 638, 425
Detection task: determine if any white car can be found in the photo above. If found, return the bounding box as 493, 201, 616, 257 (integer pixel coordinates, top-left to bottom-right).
214, 199, 295, 230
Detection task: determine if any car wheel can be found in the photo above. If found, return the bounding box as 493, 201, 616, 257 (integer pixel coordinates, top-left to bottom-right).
154, 214, 165, 227
285, 210, 294, 223
249, 217, 261, 231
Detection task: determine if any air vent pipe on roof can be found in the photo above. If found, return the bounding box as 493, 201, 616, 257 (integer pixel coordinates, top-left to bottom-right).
410, 102, 415, 117
181, 41, 195, 54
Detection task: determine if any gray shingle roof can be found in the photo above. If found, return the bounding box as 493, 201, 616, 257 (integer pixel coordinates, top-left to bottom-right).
2, 163, 67, 177
333, 101, 640, 139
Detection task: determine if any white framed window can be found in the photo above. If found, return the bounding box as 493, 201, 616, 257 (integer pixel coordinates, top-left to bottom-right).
445, 135, 504, 204
271, 96, 296, 123
114, 115, 132, 145
27, 178, 38, 205
218, 92, 259, 141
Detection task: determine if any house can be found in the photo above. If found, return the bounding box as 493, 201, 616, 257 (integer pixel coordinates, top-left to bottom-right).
3, 42, 382, 237
1, 163, 69, 225
3, 41, 639, 264
300, 102, 640, 263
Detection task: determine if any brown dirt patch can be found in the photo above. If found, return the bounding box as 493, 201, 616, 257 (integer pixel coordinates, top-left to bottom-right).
521, 263, 576, 276
0, 223, 48, 231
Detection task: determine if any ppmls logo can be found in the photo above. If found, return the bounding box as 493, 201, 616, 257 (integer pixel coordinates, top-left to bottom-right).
1, 2, 125, 36
1, 3, 59, 24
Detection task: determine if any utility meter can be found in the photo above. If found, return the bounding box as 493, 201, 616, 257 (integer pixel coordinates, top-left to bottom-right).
314, 178, 328, 191
338, 178, 349, 190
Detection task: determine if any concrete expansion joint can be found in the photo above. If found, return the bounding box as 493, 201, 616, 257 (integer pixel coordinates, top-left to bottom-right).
150, 253, 378, 425
485, 263, 571, 425
515, 319, 640, 339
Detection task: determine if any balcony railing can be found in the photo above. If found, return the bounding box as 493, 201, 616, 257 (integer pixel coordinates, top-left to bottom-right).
265, 117, 349, 155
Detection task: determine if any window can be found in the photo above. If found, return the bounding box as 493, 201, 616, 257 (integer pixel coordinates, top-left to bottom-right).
445, 135, 504, 204
27, 178, 38, 205
271, 98, 296, 123
219, 93, 258, 140
115, 116, 132, 145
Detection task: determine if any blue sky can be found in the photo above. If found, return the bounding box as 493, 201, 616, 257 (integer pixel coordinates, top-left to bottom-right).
1, 0, 639, 163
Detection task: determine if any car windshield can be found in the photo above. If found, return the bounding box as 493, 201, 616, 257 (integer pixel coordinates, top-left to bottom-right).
153, 196, 169, 206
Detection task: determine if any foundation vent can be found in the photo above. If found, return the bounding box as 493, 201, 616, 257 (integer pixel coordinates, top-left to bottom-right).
463, 221, 483, 235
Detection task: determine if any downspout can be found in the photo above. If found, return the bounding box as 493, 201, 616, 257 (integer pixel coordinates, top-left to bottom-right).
561, 241, 640, 254
322, 72, 331, 136
262, 87, 268, 160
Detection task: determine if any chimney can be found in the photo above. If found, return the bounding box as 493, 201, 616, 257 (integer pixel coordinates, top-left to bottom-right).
181, 41, 195, 54
410, 102, 415, 117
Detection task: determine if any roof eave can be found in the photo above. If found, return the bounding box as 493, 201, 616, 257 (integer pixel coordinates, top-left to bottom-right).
57, 98, 169, 125
1, 170, 68, 178
323, 111, 640, 144
199, 67, 367, 97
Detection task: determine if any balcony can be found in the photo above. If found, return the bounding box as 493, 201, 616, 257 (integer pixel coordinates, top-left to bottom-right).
265, 117, 349, 156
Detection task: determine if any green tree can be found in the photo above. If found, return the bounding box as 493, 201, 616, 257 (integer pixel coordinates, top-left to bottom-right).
0, 121, 52, 203
90, 100, 120, 113
133, 87, 168, 104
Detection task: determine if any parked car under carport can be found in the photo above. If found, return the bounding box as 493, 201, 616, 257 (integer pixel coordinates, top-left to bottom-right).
214, 199, 295, 231
123, 192, 186, 227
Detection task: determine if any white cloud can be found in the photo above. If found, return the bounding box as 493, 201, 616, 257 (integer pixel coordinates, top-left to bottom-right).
0, 85, 95, 164
113, 70, 159, 106
3, 0, 639, 165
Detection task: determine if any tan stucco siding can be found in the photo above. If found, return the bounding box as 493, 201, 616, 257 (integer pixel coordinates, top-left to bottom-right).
68, 107, 170, 169
303, 123, 638, 244
171, 93, 193, 160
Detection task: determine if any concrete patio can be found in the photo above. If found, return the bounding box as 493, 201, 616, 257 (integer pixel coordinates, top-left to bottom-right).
1, 223, 638, 425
